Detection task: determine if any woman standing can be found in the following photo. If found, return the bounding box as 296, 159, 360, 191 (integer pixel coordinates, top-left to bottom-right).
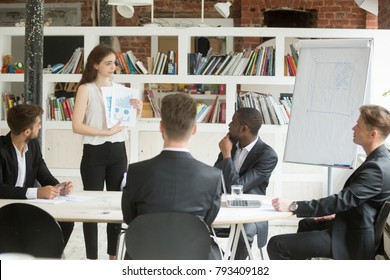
72, 44, 142, 260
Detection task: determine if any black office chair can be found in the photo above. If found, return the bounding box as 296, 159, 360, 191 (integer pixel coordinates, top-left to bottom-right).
0, 203, 65, 259
374, 200, 390, 257
125, 212, 212, 260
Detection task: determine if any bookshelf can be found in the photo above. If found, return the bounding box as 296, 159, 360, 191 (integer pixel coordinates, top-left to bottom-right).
1, 26, 390, 214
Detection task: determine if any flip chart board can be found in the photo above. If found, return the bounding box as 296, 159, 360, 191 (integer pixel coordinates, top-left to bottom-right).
284, 39, 372, 168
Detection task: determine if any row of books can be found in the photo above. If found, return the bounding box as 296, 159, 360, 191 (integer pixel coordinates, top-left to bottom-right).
145, 90, 226, 123
152, 50, 176, 75
58, 47, 84, 74
285, 44, 299, 76
46, 96, 75, 121
116, 50, 148, 75
195, 96, 226, 123
188, 46, 275, 76
116, 50, 177, 75
2, 92, 25, 120
237, 92, 292, 125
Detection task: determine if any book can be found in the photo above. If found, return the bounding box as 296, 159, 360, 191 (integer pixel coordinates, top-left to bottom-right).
146, 57, 154, 74
206, 95, 219, 123
155, 53, 167, 75
196, 102, 209, 122
61, 97, 71, 121
152, 52, 162, 74
220, 52, 237, 75
225, 51, 243, 75
212, 99, 220, 123
285, 54, 296, 76
197, 106, 211, 123
218, 102, 226, 123
289, 43, 299, 67
136, 61, 149, 74
200, 56, 216, 75
158, 53, 168, 74
187, 53, 196, 75
71, 48, 83, 74
167, 50, 176, 74
145, 90, 161, 118
214, 51, 233, 75
117, 52, 130, 74
125, 51, 140, 74
241, 49, 255, 76
206, 56, 224, 75
195, 48, 213, 75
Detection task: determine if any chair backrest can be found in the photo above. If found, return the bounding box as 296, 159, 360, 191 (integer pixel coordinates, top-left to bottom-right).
0, 203, 64, 259
374, 200, 390, 254
125, 212, 211, 260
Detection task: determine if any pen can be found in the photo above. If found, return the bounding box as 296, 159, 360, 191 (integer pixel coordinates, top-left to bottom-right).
56, 183, 65, 190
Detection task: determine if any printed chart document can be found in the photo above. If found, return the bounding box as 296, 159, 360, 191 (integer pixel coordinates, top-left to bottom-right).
30, 195, 93, 204
101, 84, 140, 128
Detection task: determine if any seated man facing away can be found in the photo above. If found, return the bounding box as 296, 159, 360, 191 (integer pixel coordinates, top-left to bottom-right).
0, 104, 74, 246
214, 107, 278, 259
268, 104, 390, 260
121, 93, 222, 259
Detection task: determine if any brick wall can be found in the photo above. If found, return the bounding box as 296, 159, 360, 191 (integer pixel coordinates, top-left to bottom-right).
378, 0, 390, 29
0, 0, 381, 61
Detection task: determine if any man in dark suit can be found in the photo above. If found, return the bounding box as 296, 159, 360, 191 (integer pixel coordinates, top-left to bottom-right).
121, 93, 222, 259
214, 107, 278, 259
268, 104, 390, 260
0, 104, 74, 246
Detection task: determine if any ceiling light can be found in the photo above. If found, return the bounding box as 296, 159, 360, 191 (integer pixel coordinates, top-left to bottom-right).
214, 1, 232, 19
117, 5, 134, 18
354, 0, 378, 16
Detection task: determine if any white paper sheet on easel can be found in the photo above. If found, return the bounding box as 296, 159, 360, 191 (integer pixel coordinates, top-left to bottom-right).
101, 84, 140, 128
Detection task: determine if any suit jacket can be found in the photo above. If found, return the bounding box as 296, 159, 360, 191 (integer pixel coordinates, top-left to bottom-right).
214, 137, 278, 247
295, 145, 390, 259
121, 150, 222, 226
0, 133, 59, 199
214, 137, 278, 195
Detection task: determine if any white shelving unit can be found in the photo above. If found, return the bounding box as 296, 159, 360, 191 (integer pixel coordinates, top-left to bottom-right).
1, 26, 390, 206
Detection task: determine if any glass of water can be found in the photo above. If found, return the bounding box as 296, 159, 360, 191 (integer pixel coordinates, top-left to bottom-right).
97, 197, 111, 214
231, 185, 243, 200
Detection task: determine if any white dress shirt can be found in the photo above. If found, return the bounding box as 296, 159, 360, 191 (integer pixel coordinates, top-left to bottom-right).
12, 144, 37, 199
233, 137, 258, 172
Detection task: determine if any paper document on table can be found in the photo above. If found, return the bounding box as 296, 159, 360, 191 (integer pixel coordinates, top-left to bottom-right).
58, 195, 93, 202
30, 198, 66, 204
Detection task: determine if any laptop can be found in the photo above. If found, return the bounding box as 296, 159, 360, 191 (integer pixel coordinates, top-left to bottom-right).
220, 171, 262, 208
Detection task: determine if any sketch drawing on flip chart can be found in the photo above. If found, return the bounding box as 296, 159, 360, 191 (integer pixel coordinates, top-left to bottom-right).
309, 60, 355, 117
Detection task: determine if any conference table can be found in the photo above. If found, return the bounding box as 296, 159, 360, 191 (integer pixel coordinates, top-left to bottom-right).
0, 191, 292, 260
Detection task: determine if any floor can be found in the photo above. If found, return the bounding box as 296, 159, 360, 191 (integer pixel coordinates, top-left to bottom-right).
63, 222, 299, 260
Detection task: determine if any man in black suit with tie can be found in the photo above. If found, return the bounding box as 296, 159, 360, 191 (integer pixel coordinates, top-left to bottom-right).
215, 107, 278, 259
268, 104, 390, 259
0, 104, 74, 246
122, 93, 222, 259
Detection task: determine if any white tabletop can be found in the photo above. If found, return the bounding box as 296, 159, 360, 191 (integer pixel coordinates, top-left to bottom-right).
0, 191, 292, 224
214, 194, 292, 225
0, 191, 122, 223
